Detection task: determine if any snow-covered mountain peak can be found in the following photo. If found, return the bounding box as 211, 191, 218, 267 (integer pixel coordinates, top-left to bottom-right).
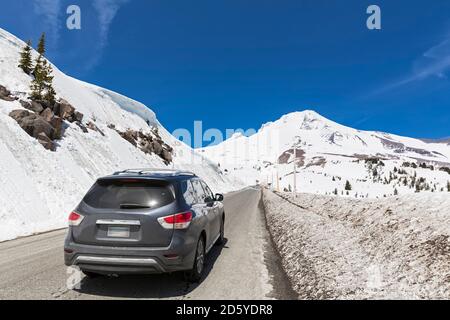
258, 110, 347, 138
202, 109, 450, 199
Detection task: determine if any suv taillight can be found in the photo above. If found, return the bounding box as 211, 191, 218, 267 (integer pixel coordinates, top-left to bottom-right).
158, 211, 193, 229
68, 211, 84, 226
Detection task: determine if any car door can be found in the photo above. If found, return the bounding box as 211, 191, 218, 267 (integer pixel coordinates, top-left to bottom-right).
201, 180, 221, 239
191, 179, 215, 250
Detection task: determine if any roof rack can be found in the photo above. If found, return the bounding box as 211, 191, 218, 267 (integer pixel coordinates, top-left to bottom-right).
112, 168, 196, 177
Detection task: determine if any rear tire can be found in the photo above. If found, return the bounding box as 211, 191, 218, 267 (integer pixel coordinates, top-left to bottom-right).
215, 216, 225, 245
185, 236, 205, 283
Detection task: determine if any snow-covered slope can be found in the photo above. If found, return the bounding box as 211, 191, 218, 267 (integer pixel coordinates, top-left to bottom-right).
0, 28, 240, 242
200, 110, 450, 198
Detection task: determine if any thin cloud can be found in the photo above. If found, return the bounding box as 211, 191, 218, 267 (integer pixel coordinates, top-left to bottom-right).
377, 36, 450, 94
93, 0, 130, 46
83, 0, 130, 70
32, 0, 61, 47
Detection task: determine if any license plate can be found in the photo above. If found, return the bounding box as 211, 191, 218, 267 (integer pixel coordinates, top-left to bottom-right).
107, 226, 130, 238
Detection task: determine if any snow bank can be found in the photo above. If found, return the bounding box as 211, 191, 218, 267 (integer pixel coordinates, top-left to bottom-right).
262, 189, 450, 299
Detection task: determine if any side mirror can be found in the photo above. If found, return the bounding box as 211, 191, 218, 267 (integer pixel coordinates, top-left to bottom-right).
215, 193, 224, 202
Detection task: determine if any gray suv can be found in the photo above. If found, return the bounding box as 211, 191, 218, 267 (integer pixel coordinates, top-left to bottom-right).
64, 169, 225, 282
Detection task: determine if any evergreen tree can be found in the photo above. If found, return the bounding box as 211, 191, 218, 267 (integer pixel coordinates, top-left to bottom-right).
447, 181, 450, 192
18, 40, 33, 75
42, 60, 56, 103
37, 33, 46, 56
345, 180, 352, 191
30, 55, 46, 100
394, 188, 398, 196
415, 183, 421, 193
30, 33, 56, 103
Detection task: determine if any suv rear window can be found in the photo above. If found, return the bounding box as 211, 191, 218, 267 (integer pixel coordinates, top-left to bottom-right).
83, 179, 175, 209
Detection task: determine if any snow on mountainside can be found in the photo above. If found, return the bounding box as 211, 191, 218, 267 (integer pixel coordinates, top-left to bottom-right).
0, 28, 240, 242
200, 110, 450, 198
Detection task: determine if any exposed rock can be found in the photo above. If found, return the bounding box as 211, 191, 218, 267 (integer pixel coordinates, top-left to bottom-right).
0, 85, 16, 101
16, 114, 38, 136
31, 117, 56, 140
165, 144, 174, 153
19, 100, 32, 110
50, 116, 63, 139
36, 132, 55, 151
0, 85, 10, 96
152, 140, 163, 154
9, 109, 31, 121
119, 129, 138, 146
12, 112, 56, 142
53, 101, 61, 115
141, 142, 153, 154
29, 101, 44, 113
58, 99, 75, 120
41, 108, 54, 122
74, 111, 84, 122
76, 122, 88, 133
86, 121, 105, 136
278, 148, 305, 166
115, 127, 173, 164
38, 100, 54, 110
161, 148, 173, 163
9, 96, 86, 151
1, 96, 16, 102
86, 121, 96, 131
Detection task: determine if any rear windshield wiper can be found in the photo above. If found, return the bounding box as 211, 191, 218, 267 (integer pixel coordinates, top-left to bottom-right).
119, 203, 151, 209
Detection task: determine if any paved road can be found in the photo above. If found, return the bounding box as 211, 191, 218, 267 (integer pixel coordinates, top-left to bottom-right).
0, 187, 295, 300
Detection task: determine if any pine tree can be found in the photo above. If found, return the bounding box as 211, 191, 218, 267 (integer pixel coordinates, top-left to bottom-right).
30, 33, 56, 103
447, 181, 450, 192
345, 180, 352, 191
30, 55, 46, 100
37, 33, 46, 56
42, 60, 56, 103
18, 40, 33, 75
394, 188, 398, 196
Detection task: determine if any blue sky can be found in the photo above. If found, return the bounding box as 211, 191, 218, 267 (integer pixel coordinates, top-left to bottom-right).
1, 0, 450, 141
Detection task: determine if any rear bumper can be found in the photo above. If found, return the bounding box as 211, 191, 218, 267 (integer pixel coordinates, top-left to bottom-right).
64, 231, 197, 274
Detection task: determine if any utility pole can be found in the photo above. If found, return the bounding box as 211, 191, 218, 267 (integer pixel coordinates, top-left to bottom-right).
276, 168, 280, 192
271, 171, 274, 190
293, 146, 297, 195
